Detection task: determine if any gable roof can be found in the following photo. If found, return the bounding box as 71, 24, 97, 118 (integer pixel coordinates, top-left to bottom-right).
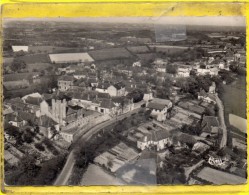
100, 99, 116, 109
49, 53, 94, 63
37, 115, 57, 127
202, 116, 219, 133
58, 75, 75, 82
140, 130, 170, 142
113, 82, 125, 90
147, 98, 171, 110
24, 96, 43, 106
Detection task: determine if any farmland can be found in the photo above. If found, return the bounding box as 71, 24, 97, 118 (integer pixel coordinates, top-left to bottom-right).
126, 46, 150, 54
89, 48, 133, 61
148, 45, 190, 54
29, 46, 77, 54
26, 63, 53, 72
3, 72, 37, 82
17, 54, 50, 63
197, 167, 246, 184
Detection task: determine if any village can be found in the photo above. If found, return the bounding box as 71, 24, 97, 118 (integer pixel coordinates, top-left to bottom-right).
3, 21, 247, 185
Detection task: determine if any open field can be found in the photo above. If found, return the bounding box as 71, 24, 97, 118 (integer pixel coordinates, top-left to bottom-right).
26, 63, 53, 72
137, 53, 156, 62
3, 72, 37, 82
126, 46, 150, 54
80, 164, 125, 185
197, 167, 246, 184
149, 45, 190, 54
89, 48, 133, 61
17, 54, 50, 63
29, 46, 77, 54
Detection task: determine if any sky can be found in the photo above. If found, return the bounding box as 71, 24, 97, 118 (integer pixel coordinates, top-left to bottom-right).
5, 16, 246, 27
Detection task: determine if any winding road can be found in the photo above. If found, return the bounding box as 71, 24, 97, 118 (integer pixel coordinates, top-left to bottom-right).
54, 107, 142, 185
215, 93, 227, 149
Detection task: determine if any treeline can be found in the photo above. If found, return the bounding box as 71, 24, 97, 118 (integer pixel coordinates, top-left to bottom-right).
5, 153, 67, 185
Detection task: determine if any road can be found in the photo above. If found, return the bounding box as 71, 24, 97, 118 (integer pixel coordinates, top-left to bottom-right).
215, 94, 227, 149
184, 160, 204, 180
54, 107, 142, 185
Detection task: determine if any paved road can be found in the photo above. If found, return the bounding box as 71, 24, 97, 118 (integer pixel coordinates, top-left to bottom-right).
54, 107, 141, 185
215, 94, 227, 149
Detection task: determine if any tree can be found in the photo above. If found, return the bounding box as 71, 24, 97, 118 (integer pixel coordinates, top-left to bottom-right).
166, 65, 177, 74
35, 143, 45, 151
107, 159, 113, 169
10, 59, 27, 72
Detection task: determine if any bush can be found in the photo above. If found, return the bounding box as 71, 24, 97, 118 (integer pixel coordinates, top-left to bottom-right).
35, 143, 45, 151
22, 133, 33, 144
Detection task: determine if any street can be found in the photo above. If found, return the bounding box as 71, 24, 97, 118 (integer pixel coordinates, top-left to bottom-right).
54, 107, 142, 185
215, 94, 227, 149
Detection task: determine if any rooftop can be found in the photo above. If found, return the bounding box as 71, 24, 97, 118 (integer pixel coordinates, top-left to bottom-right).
49, 52, 94, 63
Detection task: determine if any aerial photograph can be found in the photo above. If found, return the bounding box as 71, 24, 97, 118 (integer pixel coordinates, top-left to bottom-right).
2, 16, 247, 185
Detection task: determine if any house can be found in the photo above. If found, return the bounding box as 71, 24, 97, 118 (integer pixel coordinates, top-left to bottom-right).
112, 96, 134, 114
8, 113, 27, 127
95, 82, 110, 93
156, 65, 166, 73
201, 116, 220, 137
137, 130, 171, 151
88, 77, 98, 87
146, 98, 172, 121
12, 46, 29, 52
153, 58, 168, 66
118, 66, 133, 77
143, 88, 153, 102
176, 67, 191, 77
192, 141, 210, 155
196, 67, 219, 76
37, 115, 59, 138
98, 99, 116, 114
73, 71, 87, 79
58, 76, 75, 91
198, 89, 216, 104
107, 82, 126, 97
209, 82, 216, 94
60, 127, 78, 143
132, 61, 142, 67
40, 98, 84, 126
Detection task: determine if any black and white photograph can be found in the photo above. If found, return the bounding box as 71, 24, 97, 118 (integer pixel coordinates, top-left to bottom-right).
2, 16, 247, 186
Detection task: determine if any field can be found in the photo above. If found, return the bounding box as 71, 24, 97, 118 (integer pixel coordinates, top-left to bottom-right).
89, 48, 133, 61
29, 46, 76, 54
197, 167, 246, 184
80, 164, 125, 185
148, 45, 190, 54
26, 63, 53, 72
137, 53, 157, 62
220, 76, 247, 144
126, 46, 150, 54
17, 54, 50, 63
3, 57, 14, 65
3, 72, 37, 82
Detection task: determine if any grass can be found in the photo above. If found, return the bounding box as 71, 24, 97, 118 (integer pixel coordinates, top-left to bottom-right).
89, 47, 133, 61
126, 46, 150, 54
220, 76, 246, 120
197, 166, 246, 184
148, 45, 189, 54
17, 54, 50, 63
26, 63, 52, 72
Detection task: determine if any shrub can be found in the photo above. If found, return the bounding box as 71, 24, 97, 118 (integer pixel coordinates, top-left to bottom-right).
35, 143, 45, 151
